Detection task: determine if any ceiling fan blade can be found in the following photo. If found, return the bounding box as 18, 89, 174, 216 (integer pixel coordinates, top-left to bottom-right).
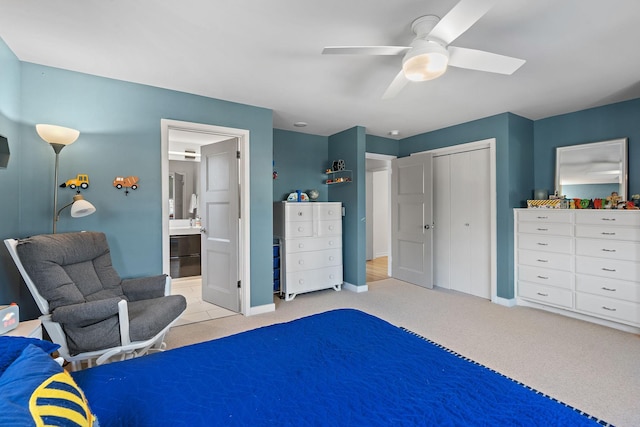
382, 71, 409, 99
448, 46, 525, 75
322, 46, 410, 56
429, 0, 498, 45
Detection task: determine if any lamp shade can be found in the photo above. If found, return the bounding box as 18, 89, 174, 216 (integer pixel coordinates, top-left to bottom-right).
70, 195, 96, 218
402, 40, 449, 82
36, 124, 80, 145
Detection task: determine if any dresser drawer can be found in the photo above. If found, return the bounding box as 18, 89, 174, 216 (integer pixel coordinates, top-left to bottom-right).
518, 234, 573, 254
285, 221, 313, 237
286, 236, 342, 254
575, 225, 640, 242
576, 238, 640, 262
285, 266, 343, 293
518, 281, 573, 308
576, 274, 640, 303
575, 211, 640, 227
285, 203, 313, 222
518, 222, 573, 236
518, 265, 572, 290
576, 256, 640, 282
317, 220, 342, 236
315, 203, 342, 221
518, 210, 572, 224
284, 248, 342, 273
575, 292, 640, 325
518, 250, 572, 271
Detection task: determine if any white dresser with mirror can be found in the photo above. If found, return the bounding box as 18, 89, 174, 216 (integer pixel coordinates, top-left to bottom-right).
515, 136, 638, 332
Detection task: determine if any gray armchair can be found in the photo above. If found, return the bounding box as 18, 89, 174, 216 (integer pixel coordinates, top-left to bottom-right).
5, 231, 186, 370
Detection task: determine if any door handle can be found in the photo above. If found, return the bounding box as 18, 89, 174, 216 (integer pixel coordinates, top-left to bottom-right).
424, 225, 430, 230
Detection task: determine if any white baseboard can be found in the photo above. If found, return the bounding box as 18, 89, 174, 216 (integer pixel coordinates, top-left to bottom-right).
247, 302, 275, 316
343, 282, 368, 293
493, 296, 516, 307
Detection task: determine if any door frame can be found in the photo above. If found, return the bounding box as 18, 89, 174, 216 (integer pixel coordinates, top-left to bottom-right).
414, 138, 497, 302
161, 119, 251, 316
365, 152, 395, 276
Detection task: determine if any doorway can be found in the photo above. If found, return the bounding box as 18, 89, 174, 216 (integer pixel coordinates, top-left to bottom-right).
365, 153, 394, 282
161, 119, 251, 317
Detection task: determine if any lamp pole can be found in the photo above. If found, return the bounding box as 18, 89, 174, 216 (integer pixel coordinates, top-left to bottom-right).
51, 143, 65, 234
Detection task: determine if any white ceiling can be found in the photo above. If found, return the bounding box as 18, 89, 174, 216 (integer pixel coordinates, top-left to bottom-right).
2, 0, 640, 139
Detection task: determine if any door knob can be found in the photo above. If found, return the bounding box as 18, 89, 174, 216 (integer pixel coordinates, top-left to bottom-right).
424, 225, 430, 230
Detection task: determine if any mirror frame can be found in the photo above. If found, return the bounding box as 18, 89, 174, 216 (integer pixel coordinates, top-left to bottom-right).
555, 137, 628, 201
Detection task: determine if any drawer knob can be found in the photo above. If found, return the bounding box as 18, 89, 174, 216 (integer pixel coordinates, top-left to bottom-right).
328, 210, 334, 215
537, 275, 549, 280
298, 212, 303, 216
299, 243, 304, 248
601, 218, 616, 221
298, 227, 304, 232
329, 274, 335, 279
536, 216, 548, 219
601, 287, 617, 292
536, 228, 548, 232
601, 248, 616, 253
536, 259, 549, 263
537, 292, 549, 297
602, 306, 617, 312
328, 241, 333, 246
299, 279, 304, 284
328, 225, 334, 230
601, 232, 616, 236
299, 260, 305, 265
601, 267, 616, 272
329, 256, 334, 261
536, 242, 548, 246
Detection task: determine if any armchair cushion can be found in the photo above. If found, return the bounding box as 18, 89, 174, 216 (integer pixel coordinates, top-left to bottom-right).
51, 297, 122, 327
122, 275, 167, 301
16, 232, 123, 311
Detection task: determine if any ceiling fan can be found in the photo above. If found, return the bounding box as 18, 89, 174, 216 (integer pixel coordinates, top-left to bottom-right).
322, 0, 525, 99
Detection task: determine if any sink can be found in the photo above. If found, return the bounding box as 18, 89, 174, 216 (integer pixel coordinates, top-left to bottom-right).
170, 219, 201, 235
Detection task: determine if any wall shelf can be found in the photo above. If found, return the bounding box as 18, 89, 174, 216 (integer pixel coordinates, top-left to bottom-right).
326, 170, 352, 185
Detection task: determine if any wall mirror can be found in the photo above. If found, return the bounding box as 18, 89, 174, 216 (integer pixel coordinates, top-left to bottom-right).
555, 138, 628, 200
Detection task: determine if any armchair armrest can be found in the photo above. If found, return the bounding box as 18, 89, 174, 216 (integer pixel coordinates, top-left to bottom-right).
51, 297, 122, 327
122, 274, 167, 301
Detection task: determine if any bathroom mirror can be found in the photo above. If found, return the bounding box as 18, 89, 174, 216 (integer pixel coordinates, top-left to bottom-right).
555, 138, 627, 200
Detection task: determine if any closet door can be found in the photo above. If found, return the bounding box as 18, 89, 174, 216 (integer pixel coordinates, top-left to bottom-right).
449, 149, 491, 298
433, 155, 451, 289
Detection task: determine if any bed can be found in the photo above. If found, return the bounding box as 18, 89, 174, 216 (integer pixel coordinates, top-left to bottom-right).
1, 309, 608, 426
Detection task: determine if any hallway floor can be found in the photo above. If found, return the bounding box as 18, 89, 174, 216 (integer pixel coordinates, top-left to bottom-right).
171, 276, 237, 326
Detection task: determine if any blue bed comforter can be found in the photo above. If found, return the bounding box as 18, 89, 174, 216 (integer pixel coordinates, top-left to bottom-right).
72, 309, 605, 426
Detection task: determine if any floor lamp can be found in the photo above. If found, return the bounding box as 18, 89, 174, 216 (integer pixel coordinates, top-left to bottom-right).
36, 124, 96, 233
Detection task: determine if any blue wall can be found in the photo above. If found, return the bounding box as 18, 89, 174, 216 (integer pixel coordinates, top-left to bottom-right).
272, 129, 329, 202
328, 127, 367, 287
366, 134, 399, 157
534, 98, 640, 199
0, 37, 31, 316
1, 55, 275, 315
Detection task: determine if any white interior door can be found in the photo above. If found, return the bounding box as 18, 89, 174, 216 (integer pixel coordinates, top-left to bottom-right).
391, 153, 433, 288
200, 138, 240, 312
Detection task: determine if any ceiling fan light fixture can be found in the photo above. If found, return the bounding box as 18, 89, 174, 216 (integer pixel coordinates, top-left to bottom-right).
402, 41, 449, 82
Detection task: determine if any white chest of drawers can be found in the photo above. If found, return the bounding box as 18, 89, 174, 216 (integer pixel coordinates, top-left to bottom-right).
274, 202, 343, 301
514, 209, 640, 332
